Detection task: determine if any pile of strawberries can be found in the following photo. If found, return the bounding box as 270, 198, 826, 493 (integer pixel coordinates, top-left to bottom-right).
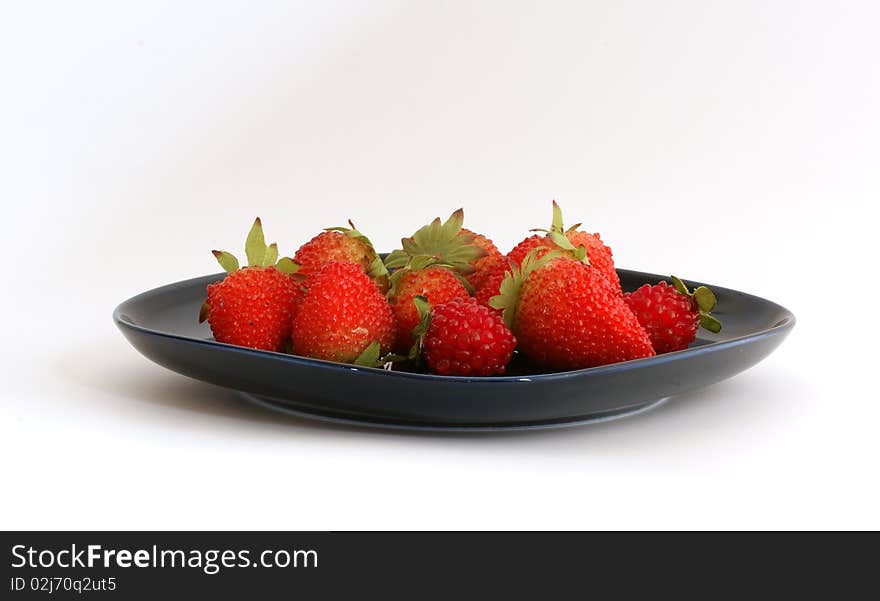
200, 203, 721, 376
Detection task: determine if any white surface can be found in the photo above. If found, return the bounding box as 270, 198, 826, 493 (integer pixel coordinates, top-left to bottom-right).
1, 1, 877, 530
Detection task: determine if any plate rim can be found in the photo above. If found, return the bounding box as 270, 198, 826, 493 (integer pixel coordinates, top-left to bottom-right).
113, 269, 796, 384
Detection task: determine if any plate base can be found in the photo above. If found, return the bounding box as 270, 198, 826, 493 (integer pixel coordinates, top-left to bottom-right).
239, 393, 671, 432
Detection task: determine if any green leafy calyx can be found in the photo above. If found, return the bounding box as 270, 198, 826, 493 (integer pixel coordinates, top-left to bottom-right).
354, 341, 383, 367
670, 275, 722, 334
353, 341, 407, 369
326, 220, 389, 281
529, 201, 589, 265
212, 217, 300, 274
211, 251, 239, 274
406, 296, 432, 363
275, 257, 299, 275
384, 209, 486, 274
489, 249, 564, 330
198, 301, 210, 323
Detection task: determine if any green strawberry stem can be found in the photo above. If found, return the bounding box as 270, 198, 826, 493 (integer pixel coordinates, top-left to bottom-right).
325, 220, 389, 280
354, 341, 383, 367
489, 249, 564, 330
211, 217, 300, 274
212, 251, 239, 274
407, 295, 432, 363
528, 201, 589, 264
353, 341, 407, 368
384, 209, 486, 273
198, 301, 210, 323
671, 275, 722, 333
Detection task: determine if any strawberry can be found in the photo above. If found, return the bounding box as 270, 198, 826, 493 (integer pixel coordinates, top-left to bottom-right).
200, 218, 303, 352
624, 277, 722, 354
293, 221, 389, 292
387, 266, 469, 352
460, 227, 505, 291
384, 210, 483, 351
507, 234, 548, 268
507, 201, 622, 293
473, 261, 509, 314
560, 229, 620, 292
490, 251, 654, 370
414, 297, 516, 376
290, 261, 396, 363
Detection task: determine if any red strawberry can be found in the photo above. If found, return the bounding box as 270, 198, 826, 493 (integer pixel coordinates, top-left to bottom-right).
473, 261, 508, 314
290, 261, 396, 363
387, 266, 469, 352
491, 252, 654, 370
293, 221, 389, 292
506, 234, 548, 268
419, 297, 517, 376
200, 218, 303, 352
624, 277, 721, 354
460, 227, 505, 291
562, 229, 621, 292
384, 209, 484, 352
507, 201, 622, 293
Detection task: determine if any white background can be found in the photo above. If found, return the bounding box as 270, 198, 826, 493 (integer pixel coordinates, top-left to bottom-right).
1, 1, 877, 529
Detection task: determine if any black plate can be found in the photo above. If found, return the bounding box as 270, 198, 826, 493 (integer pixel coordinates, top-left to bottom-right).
113, 269, 794, 431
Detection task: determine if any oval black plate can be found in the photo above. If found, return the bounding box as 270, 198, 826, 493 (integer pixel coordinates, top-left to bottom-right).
113, 269, 794, 431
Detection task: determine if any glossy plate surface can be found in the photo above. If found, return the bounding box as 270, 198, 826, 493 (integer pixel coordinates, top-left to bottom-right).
113, 269, 794, 431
